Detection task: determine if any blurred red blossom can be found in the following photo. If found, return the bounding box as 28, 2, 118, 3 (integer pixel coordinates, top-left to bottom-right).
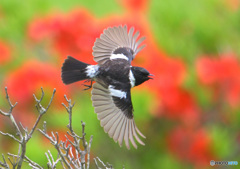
0, 40, 11, 65
167, 127, 215, 167
159, 86, 200, 125
118, 0, 150, 13
144, 49, 200, 126
28, 9, 101, 64
227, 0, 240, 10
3, 60, 68, 125
196, 54, 240, 107
28, 13, 63, 42
5, 60, 67, 105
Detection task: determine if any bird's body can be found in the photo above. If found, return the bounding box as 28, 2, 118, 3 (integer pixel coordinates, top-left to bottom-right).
97, 58, 131, 89
61, 25, 152, 149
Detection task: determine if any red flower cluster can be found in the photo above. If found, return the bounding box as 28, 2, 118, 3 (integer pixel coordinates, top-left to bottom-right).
28, 9, 101, 64
4, 60, 68, 125
0, 40, 11, 65
167, 127, 214, 167
197, 54, 240, 107
227, 0, 240, 10
5, 60, 67, 104
118, 0, 150, 13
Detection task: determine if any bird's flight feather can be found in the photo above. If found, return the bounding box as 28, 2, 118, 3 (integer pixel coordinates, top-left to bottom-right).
91, 81, 145, 149
92, 25, 146, 64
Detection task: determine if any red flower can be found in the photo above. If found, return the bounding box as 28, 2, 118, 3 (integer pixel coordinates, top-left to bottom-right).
227, 0, 240, 10
167, 127, 215, 167
4, 60, 68, 125
144, 53, 200, 125
0, 40, 11, 65
28, 13, 63, 42
118, 0, 150, 13
196, 54, 240, 107
28, 9, 101, 64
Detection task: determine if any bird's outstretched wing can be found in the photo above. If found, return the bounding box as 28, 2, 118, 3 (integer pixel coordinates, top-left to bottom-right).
92, 25, 146, 64
91, 81, 145, 149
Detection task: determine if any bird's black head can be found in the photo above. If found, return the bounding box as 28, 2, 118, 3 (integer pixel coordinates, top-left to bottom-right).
131, 66, 153, 87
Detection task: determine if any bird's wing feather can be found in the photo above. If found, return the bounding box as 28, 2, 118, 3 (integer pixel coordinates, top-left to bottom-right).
92, 25, 146, 64
91, 81, 145, 149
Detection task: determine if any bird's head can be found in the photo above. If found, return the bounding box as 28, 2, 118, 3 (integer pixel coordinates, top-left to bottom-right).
131, 66, 153, 87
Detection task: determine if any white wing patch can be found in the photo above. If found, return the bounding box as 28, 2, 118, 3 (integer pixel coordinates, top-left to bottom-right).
108, 85, 127, 99
129, 70, 135, 88
85, 65, 99, 78
110, 53, 129, 61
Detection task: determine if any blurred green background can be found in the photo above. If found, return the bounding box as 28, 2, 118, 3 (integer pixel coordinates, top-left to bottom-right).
0, 0, 240, 168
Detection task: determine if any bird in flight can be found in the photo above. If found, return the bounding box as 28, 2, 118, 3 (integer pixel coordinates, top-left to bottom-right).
61, 25, 153, 149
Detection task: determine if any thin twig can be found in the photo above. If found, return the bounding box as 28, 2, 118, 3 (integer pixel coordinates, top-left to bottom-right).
7, 153, 43, 169
96, 157, 107, 168
24, 155, 43, 169
45, 150, 61, 169
0, 87, 22, 138
0, 154, 10, 169
87, 135, 93, 169
38, 128, 71, 168
0, 131, 21, 143
17, 88, 56, 169
8, 155, 18, 169
0, 87, 56, 169
94, 157, 113, 169
28, 88, 56, 140
62, 95, 84, 167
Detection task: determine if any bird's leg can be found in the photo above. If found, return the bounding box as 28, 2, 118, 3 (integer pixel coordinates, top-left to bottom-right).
82, 79, 93, 90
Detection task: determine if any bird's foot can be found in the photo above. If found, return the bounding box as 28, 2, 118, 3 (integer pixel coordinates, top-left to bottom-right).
82, 79, 93, 90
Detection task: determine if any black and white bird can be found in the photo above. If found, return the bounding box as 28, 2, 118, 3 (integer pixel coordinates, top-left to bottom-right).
61, 25, 153, 149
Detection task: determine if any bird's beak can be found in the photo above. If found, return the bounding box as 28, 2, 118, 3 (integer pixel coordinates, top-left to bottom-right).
148, 74, 154, 79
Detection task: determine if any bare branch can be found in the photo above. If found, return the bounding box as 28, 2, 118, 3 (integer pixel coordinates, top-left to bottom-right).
28, 88, 56, 141
33, 87, 56, 115
45, 150, 61, 169
43, 121, 47, 133
7, 153, 43, 169
3, 87, 18, 115
8, 155, 18, 169
0, 87, 22, 138
62, 95, 75, 134
94, 158, 100, 169
45, 89, 56, 112
0, 131, 21, 143
38, 128, 71, 168
0, 87, 56, 169
81, 121, 87, 149
94, 157, 113, 169
24, 155, 43, 169
0, 87, 18, 119
17, 88, 56, 169
96, 157, 107, 168
65, 135, 76, 147
0, 154, 10, 169
62, 95, 84, 167
0, 88, 116, 168
87, 135, 93, 169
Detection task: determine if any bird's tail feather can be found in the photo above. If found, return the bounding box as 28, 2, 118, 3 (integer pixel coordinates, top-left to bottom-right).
61, 56, 90, 84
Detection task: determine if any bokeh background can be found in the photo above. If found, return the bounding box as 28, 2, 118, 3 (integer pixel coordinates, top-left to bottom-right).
0, 0, 240, 168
